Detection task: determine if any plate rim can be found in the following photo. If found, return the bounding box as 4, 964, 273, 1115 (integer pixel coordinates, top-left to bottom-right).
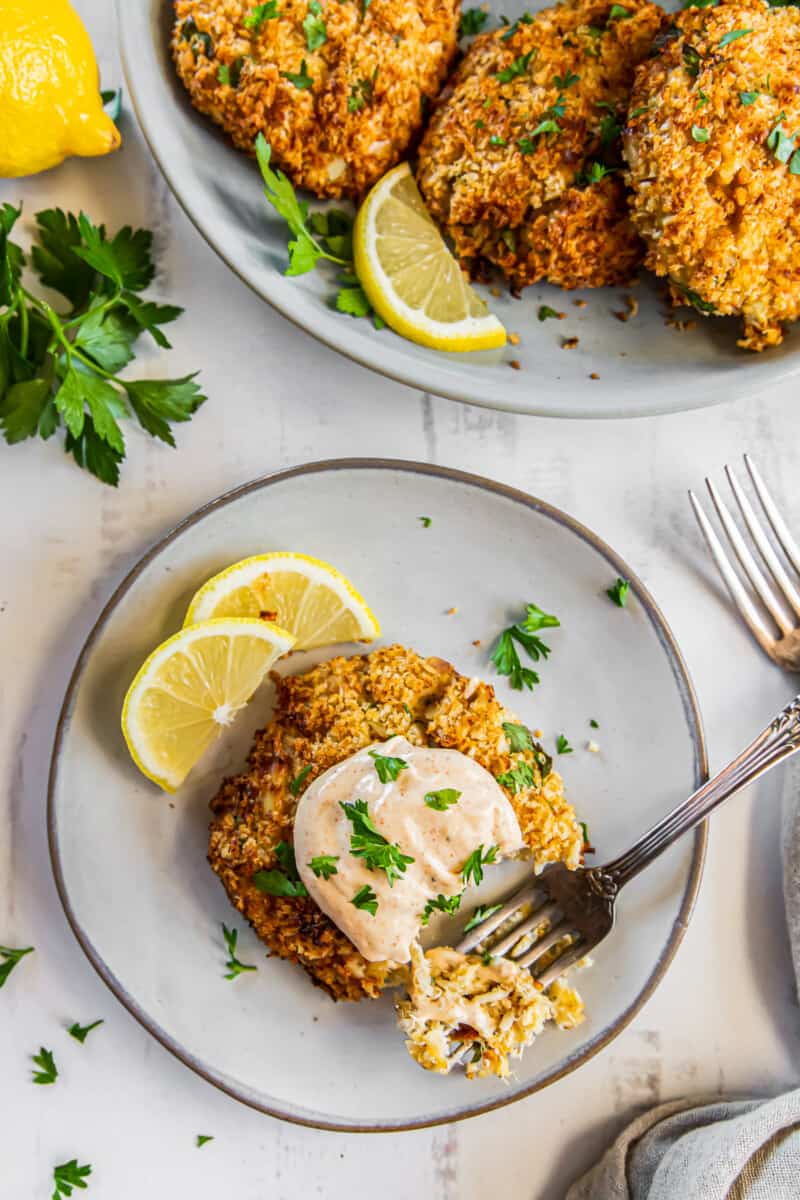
116, 0, 800, 420
48, 457, 708, 1132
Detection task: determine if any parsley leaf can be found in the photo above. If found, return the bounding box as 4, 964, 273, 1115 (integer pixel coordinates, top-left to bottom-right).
501, 11, 533, 39
68, 1020, 103, 1044
336, 285, 372, 317
221, 924, 258, 979
309, 855, 339, 879
461, 844, 498, 886
538, 304, 562, 321
424, 788, 461, 810
673, 282, 716, 314
351, 884, 378, 915
52, 1160, 92, 1199
590, 718, 600, 728
718, 27, 752, 47
462, 902, 502, 933
489, 134, 507, 146
369, 751, 408, 783
579, 161, 615, 185
32, 1047, 58, 1085
556, 734, 573, 755
289, 764, 312, 796
554, 70, 580, 89
341, 799, 414, 885
496, 761, 535, 793
502, 722, 534, 752
766, 113, 798, 166
421, 893, 462, 925
460, 7, 488, 35
608, 3, 631, 17
419, 515, 432, 527
0, 943, 34, 989
197, 1135, 215, 1148
607, 577, 630, 607
281, 59, 313, 89
253, 841, 309, 897
245, 1, 279, 32
739, 90, 759, 105
691, 124, 710, 142
348, 70, 377, 112
490, 601, 560, 690
218, 58, 244, 87
303, 0, 327, 50
496, 51, 534, 83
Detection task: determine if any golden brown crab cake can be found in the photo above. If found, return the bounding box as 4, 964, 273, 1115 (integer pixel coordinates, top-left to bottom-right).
416, 0, 665, 290
208, 645, 582, 1001
171, 0, 460, 199
624, 0, 800, 350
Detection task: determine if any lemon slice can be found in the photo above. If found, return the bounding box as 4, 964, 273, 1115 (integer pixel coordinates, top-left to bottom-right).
183, 553, 380, 649
354, 163, 506, 352
122, 618, 296, 791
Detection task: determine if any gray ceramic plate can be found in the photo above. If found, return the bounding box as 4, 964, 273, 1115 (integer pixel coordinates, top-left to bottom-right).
49, 460, 706, 1130
118, 0, 800, 419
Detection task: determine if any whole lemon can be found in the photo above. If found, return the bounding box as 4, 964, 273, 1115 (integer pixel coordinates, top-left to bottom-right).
0, 0, 121, 178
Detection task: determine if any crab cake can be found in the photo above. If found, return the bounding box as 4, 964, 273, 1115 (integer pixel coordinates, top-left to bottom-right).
624, 1, 800, 350
171, 0, 460, 199
208, 645, 582, 1001
416, 0, 665, 290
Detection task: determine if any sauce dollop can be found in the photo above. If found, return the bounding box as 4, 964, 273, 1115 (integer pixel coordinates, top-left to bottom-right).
294, 736, 524, 963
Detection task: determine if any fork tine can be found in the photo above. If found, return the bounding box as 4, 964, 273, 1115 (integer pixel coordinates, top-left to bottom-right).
533, 938, 587, 988
726, 465, 800, 619
706, 478, 794, 635
455, 881, 541, 954
511, 918, 573, 967
745, 454, 800, 579
488, 901, 560, 958
689, 489, 781, 655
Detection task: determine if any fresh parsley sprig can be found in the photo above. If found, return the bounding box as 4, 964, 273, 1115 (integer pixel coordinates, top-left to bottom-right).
221, 924, 258, 980
340, 799, 414, 885
491, 601, 560, 690
369, 751, 408, 783
496, 761, 536, 793
68, 1020, 104, 1044
462, 902, 502, 933
32, 1047, 58, 1085
460, 7, 488, 36
253, 841, 309, 897
421, 893, 462, 925
289, 764, 312, 796
461, 844, 498, 887
502, 722, 534, 752
607, 577, 630, 607
351, 884, 378, 915
197, 1135, 215, 1148
424, 788, 461, 810
309, 854, 339, 880
52, 1159, 92, 1199
0, 943, 34, 989
0, 205, 204, 486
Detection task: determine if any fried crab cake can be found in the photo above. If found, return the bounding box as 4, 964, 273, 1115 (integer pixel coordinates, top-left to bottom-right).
171, 0, 460, 199
624, 0, 800, 350
416, 0, 665, 290
208, 645, 582, 1001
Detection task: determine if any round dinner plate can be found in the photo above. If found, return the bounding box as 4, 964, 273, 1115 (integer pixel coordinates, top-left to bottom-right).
118, 0, 800, 419
49, 460, 706, 1130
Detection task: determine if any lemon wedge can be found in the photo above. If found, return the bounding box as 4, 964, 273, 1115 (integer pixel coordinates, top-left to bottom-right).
183, 553, 381, 649
121, 618, 295, 791
353, 163, 506, 352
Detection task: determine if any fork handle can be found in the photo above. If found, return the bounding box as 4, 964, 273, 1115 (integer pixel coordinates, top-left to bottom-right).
602, 695, 800, 888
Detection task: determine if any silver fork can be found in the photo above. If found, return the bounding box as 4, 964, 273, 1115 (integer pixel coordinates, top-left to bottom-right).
455, 695, 800, 989
689, 454, 800, 670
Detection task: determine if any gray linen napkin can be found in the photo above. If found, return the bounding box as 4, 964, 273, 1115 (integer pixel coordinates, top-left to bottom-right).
566, 758, 800, 1200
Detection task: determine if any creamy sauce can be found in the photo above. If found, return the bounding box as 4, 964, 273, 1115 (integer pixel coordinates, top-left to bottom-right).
294, 737, 523, 963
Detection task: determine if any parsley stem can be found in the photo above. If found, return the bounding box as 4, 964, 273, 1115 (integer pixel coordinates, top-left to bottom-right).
69, 345, 120, 381
17, 296, 28, 358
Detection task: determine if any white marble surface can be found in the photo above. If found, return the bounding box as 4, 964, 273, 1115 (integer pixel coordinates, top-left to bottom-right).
2, 3, 800, 1196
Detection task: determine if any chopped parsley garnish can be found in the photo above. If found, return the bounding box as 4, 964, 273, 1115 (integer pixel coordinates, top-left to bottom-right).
369, 751, 408, 782
683, 44, 702, 78
538, 305, 562, 321
420, 893, 462, 925
683, 0, 718, 6
0, 943, 34, 989
253, 841, 309, 898
303, 0, 327, 50
32, 1047, 58, 1085
673, 282, 717, 313
461, 844, 499, 887
347, 68, 377, 112
739, 90, 759, 105
501, 11, 533, 39
590, 718, 600, 729
556, 734, 573, 755
608, 3, 631, 18
579, 161, 615, 185
490, 601, 560, 690
695, 91, 710, 108
528, 117, 561, 138
607, 577, 630, 607
218, 58, 244, 87
580, 821, 595, 851
68, 1020, 103, 1044
460, 7, 488, 36
341, 799, 414, 885
496, 51, 534, 83
289, 764, 312, 796
309, 854, 339, 880
183, 18, 213, 57
245, 2, 279, 32
463, 903, 503, 933
489, 134, 507, 146
336, 285, 371, 317
502, 721, 534, 752
424, 788, 461, 810
691, 125, 710, 142
222, 924, 258, 979
718, 27, 752, 47
629, 104, 649, 118
52, 1160, 92, 1199
419, 515, 432, 527
496, 761, 536, 793
766, 114, 800, 171
553, 70, 580, 89
281, 59, 313, 89
351, 885, 378, 916
197, 1135, 215, 1148
518, 136, 536, 154
598, 110, 622, 145
481, 949, 493, 966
